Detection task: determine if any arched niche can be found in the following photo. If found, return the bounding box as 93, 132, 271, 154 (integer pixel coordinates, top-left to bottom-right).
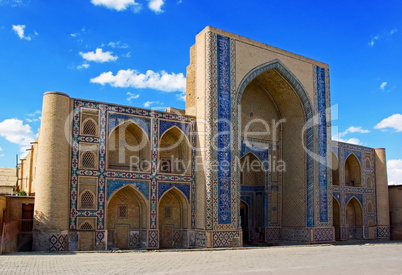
240, 153, 265, 187
333, 197, 341, 241
332, 152, 339, 185
237, 62, 312, 228
159, 188, 189, 248
346, 197, 363, 239
108, 121, 151, 171
344, 154, 362, 187
159, 126, 190, 175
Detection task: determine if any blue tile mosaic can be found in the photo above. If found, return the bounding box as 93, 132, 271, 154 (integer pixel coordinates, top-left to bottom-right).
217, 35, 232, 224
317, 66, 328, 223
158, 182, 190, 201
106, 180, 149, 200
108, 113, 151, 137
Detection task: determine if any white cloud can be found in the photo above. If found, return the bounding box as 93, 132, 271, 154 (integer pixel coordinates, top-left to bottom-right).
126, 92, 140, 101
77, 63, 90, 70
148, 0, 164, 13
338, 126, 370, 138
380, 81, 387, 90
388, 159, 402, 185
0, 118, 36, 147
374, 114, 402, 132
12, 24, 32, 40
368, 35, 379, 47
91, 0, 142, 12
70, 33, 78, 37
0, 147, 2, 151
80, 48, 118, 63
25, 110, 41, 122
368, 29, 398, 47
143, 101, 163, 108
177, 92, 186, 102
108, 41, 128, 48
332, 135, 362, 145
90, 69, 186, 92
0, 0, 29, 7
122, 52, 131, 58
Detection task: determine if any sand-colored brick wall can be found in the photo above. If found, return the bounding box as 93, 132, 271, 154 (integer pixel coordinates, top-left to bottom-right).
375, 148, 390, 232
0, 168, 17, 195
389, 185, 402, 239
33, 91, 72, 251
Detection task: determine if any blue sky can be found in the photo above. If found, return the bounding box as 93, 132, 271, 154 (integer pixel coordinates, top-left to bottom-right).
0, 0, 401, 184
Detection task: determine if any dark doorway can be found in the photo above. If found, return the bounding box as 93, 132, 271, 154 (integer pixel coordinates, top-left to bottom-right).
21, 204, 34, 231
240, 201, 249, 244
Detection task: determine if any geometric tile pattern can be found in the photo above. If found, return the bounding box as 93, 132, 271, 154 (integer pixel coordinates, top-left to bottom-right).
147, 230, 158, 248
281, 228, 309, 242
205, 32, 238, 231
196, 231, 207, 247
49, 233, 69, 251
265, 228, 281, 241
129, 231, 140, 247
158, 182, 190, 201
313, 228, 334, 242
212, 231, 240, 248
316, 66, 328, 223
377, 226, 390, 238
216, 35, 232, 225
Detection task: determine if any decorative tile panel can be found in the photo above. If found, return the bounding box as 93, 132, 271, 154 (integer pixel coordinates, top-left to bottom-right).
317, 66, 328, 223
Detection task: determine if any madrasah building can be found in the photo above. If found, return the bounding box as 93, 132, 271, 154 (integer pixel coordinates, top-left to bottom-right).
15, 27, 390, 251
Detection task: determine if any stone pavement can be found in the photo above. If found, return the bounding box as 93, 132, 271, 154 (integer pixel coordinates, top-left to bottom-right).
1, 243, 402, 274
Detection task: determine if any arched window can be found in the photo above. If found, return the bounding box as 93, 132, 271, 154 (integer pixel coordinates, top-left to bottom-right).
80, 190, 95, 209
240, 153, 265, 186
82, 118, 97, 136
365, 158, 371, 169
81, 151, 96, 169
159, 127, 190, 175
366, 176, 373, 189
108, 121, 150, 171
344, 154, 361, 187
367, 201, 374, 213
79, 221, 94, 230
332, 152, 339, 185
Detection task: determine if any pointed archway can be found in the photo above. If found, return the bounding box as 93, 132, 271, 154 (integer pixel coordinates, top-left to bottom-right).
158, 188, 189, 248
240, 153, 266, 244
346, 197, 363, 239
345, 154, 362, 187
108, 121, 151, 171
237, 61, 314, 234
240, 201, 249, 244
333, 197, 341, 240
107, 186, 147, 249
159, 126, 190, 175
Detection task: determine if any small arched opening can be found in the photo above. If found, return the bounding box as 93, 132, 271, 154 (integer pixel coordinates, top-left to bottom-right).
345, 154, 362, 187
107, 186, 147, 249
332, 152, 339, 185
346, 197, 363, 239
332, 197, 341, 240
159, 127, 190, 175
158, 188, 189, 248
108, 121, 150, 171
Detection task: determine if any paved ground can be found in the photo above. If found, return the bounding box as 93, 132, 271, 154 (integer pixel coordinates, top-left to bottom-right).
1, 242, 402, 274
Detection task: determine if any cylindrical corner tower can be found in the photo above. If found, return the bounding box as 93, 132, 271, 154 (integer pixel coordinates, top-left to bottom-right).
33, 92, 72, 251
374, 148, 390, 238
